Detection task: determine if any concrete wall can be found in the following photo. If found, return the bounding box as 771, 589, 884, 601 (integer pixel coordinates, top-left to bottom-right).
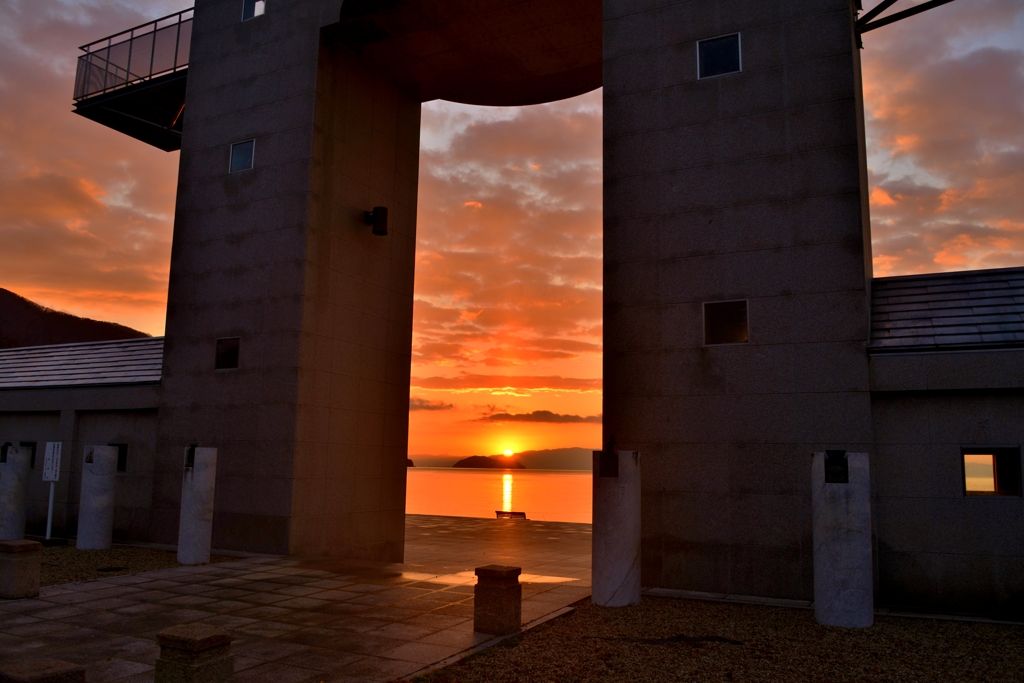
157, 0, 414, 557
0, 385, 159, 543
603, 0, 872, 599
872, 389, 1024, 618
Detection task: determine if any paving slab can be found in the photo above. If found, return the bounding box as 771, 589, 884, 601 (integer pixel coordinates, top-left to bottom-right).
0, 515, 591, 682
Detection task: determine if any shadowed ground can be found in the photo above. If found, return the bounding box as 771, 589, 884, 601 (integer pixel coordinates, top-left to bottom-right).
0, 515, 591, 683
414, 596, 1024, 683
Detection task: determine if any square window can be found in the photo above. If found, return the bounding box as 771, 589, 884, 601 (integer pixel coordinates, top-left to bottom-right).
20, 442, 36, 469
704, 300, 749, 345
698, 33, 742, 79
963, 448, 1022, 496
242, 0, 266, 21
215, 337, 240, 370
109, 443, 128, 473
229, 139, 255, 173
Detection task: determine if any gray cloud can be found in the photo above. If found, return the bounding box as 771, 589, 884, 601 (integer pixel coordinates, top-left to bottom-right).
478, 410, 601, 423
409, 397, 454, 411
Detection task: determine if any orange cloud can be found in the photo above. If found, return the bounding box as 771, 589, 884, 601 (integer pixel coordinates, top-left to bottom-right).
863, 0, 1024, 275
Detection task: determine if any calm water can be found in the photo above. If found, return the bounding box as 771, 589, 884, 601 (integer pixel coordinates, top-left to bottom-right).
406, 468, 592, 524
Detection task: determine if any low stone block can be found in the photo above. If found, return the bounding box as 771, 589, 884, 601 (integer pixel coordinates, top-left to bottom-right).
0, 658, 85, 683
474, 565, 522, 635
155, 624, 233, 683
0, 540, 41, 600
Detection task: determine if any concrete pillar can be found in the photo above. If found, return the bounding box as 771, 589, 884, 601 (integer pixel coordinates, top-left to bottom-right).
474, 565, 522, 635
812, 451, 873, 628
0, 444, 29, 541
177, 446, 217, 565
0, 540, 41, 599
592, 450, 641, 607
155, 624, 233, 683
152, 5, 419, 559
0, 659, 85, 683
76, 445, 118, 550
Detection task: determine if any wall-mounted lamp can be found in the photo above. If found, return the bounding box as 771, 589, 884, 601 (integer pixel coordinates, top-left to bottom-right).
364, 206, 389, 236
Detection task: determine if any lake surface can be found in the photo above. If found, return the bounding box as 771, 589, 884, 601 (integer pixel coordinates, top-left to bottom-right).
406, 468, 592, 524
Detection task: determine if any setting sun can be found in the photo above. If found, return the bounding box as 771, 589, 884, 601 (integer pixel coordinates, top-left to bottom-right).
503, 450, 514, 457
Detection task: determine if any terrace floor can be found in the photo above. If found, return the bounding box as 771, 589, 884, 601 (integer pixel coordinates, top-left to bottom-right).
0, 515, 592, 683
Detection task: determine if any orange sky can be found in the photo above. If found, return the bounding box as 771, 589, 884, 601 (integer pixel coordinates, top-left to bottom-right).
1, 1, 1022, 456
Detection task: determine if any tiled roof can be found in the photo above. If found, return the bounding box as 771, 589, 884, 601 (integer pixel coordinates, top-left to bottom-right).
870, 266, 1024, 353
0, 337, 163, 388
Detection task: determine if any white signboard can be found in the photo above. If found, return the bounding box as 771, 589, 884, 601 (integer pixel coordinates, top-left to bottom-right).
43, 442, 62, 482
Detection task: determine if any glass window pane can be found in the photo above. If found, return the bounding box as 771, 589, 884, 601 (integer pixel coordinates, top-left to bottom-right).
699, 34, 741, 79
229, 140, 255, 173
964, 454, 996, 493
704, 300, 748, 345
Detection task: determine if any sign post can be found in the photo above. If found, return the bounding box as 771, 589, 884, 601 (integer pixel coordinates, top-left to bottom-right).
42, 442, 61, 541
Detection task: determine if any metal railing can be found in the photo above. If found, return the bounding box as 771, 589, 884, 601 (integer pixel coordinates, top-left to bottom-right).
73, 9, 193, 101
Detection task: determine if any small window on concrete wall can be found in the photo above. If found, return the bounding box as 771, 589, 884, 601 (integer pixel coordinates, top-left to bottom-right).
229, 140, 255, 173
704, 300, 748, 345
109, 443, 129, 473
242, 0, 265, 21
963, 448, 1022, 496
698, 33, 742, 79
21, 442, 36, 469
215, 337, 240, 370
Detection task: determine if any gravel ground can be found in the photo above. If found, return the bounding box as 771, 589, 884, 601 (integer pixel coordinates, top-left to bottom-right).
40, 545, 232, 586
413, 597, 1024, 683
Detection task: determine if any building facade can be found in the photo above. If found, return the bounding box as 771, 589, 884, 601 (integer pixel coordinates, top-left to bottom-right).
0, 0, 1020, 618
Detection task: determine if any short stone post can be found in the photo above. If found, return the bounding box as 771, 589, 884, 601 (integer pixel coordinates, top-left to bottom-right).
474, 565, 522, 635
0, 540, 41, 599
76, 445, 118, 550
177, 446, 217, 565
155, 624, 234, 683
592, 450, 641, 607
0, 658, 85, 683
812, 450, 873, 628
0, 444, 30, 541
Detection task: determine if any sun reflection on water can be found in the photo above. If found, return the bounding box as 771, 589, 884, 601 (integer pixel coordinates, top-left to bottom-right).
502, 473, 513, 512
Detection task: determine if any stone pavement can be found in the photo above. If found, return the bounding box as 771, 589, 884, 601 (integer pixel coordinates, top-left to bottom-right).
0, 515, 591, 683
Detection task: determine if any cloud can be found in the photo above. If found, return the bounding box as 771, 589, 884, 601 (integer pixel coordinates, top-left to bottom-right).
409, 397, 454, 411
478, 410, 601, 423
862, 0, 1024, 276
411, 373, 602, 393
0, 0, 182, 334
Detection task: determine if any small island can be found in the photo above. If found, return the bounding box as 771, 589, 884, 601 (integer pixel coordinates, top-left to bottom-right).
452, 455, 525, 469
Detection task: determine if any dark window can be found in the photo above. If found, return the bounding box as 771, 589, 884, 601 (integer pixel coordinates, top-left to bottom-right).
698, 33, 742, 79
229, 140, 255, 172
20, 442, 36, 469
704, 300, 748, 345
962, 447, 1022, 496
109, 443, 129, 473
242, 0, 265, 21
215, 337, 240, 370
0, 443, 8, 463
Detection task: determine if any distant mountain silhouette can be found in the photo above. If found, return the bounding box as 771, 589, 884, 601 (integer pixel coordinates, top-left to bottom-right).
0, 288, 150, 349
439, 447, 594, 470
452, 455, 525, 469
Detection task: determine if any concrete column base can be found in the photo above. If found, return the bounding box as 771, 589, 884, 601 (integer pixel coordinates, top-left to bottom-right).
474, 565, 522, 635
0, 540, 41, 599
155, 624, 233, 683
0, 658, 85, 683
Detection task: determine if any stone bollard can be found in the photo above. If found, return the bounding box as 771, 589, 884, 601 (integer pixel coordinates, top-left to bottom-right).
0, 659, 85, 683
0, 540, 42, 599
77, 445, 118, 550
474, 565, 522, 635
0, 444, 30, 541
177, 446, 217, 565
812, 451, 873, 628
592, 450, 641, 607
155, 624, 233, 683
